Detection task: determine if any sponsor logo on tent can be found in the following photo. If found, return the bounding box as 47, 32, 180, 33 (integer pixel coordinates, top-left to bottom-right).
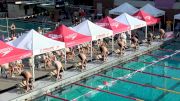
111, 22, 119, 28
96, 23, 109, 27
96, 33, 109, 39
135, 16, 142, 20
48, 34, 62, 39
97, 22, 119, 28
65, 33, 77, 40
0, 47, 13, 57
40, 47, 55, 53
145, 16, 151, 20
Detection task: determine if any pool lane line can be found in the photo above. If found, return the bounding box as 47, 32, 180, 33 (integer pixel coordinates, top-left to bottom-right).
96, 74, 180, 95
45, 93, 69, 101
158, 48, 176, 53
114, 66, 180, 81
73, 82, 144, 101
133, 60, 180, 70
146, 53, 180, 61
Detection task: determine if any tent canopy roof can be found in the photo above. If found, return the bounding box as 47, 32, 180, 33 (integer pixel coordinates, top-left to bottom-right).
0, 41, 32, 64
109, 2, 138, 15
8, 29, 65, 55
140, 4, 165, 17
133, 10, 160, 25
174, 14, 180, 20
114, 13, 146, 30
45, 25, 91, 47
73, 20, 113, 40
96, 16, 130, 34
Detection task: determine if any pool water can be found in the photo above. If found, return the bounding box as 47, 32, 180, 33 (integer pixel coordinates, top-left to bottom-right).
0, 19, 55, 36
35, 41, 180, 101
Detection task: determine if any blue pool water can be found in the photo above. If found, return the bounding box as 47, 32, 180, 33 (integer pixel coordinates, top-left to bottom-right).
35, 41, 180, 101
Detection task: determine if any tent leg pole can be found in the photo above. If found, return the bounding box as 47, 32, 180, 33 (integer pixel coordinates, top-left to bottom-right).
6, 17, 9, 41
64, 49, 66, 71
31, 56, 35, 87
159, 22, 161, 30
112, 36, 114, 53
129, 30, 131, 47
145, 26, 147, 40
173, 19, 175, 32
153, 25, 154, 34
164, 15, 166, 25
91, 41, 93, 61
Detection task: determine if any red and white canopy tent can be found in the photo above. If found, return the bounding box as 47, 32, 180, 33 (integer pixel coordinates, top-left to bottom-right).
133, 10, 160, 26
45, 24, 92, 66
45, 24, 92, 47
96, 16, 130, 50
114, 13, 147, 39
73, 20, 113, 60
133, 10, 161, 33
8, 29, 65, 81
0, 41, 32, 65
96, 16, 130, 34
140, 4, 165, 25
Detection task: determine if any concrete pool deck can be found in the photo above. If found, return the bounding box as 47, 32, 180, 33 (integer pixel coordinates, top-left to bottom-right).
0, 39, 173, 101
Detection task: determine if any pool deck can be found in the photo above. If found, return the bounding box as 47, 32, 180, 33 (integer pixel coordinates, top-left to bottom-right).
0, 39, 173, 101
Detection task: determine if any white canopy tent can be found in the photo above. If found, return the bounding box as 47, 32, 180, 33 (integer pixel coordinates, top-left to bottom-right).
174, 14, 180, 20
73, 20, 113, 60
109, 2, 139, 15
73, 20, 113, 41
173, 13, 180, 31
140, 4, 165, 24
114, 13, 147, 41
8, 29, 65, 81
8, 29, 65, 55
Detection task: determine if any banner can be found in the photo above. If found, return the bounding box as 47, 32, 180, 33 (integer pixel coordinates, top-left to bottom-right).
155, 0, 175, 9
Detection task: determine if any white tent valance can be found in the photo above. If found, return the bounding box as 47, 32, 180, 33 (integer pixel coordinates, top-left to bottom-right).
73, 20, 113, 41
114, 13, 147, 30
140, 4, 165, 17
174, 14, 180, 20
8, 29, 65, 56
109, 2, 138, 15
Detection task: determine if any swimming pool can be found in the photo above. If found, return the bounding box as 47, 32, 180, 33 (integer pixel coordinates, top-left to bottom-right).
35, 41, 180, 101
0, 19, 55, 36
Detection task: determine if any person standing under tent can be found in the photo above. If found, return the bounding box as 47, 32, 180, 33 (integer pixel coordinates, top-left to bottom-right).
120, 32, 127, 48
10, 23, 16, 37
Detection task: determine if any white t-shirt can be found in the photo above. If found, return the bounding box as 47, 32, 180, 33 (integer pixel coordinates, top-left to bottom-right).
121, 33, 127, 40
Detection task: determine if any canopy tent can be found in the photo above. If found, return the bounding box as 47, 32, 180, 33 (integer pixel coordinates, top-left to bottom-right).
109, 2, 139, 15
0, 41, 32, 65
114, 13, 147, 30
73, 20, 113, 61
140, 4, 165, 17
173, 13, 180, 31
8, 29, 65, 82
133, 10, 160, 25
174, 14, 180, 20
8, 29, 65, 56
114, 13, 147, 39
96, 16, 130, 51
45, 25, 92, 47
96, 16, 130, 34
73, 20, 113, 41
